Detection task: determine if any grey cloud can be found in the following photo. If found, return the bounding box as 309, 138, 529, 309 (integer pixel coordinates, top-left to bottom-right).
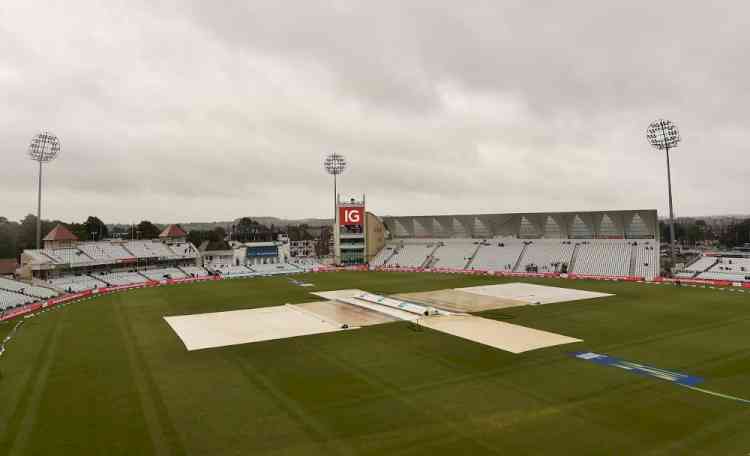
0, 0, 748, 224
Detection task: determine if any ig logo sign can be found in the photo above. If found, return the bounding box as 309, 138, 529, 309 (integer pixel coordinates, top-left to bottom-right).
340, 207, 364, 225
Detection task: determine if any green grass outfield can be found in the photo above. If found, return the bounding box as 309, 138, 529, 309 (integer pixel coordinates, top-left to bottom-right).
2, 272, 750, 455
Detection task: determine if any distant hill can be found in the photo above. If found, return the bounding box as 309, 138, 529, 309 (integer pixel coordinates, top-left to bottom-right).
108, 217, 332, 233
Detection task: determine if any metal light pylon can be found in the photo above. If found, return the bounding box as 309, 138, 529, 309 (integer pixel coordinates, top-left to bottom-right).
28, 131, 61, 249
647, 119, 681, 271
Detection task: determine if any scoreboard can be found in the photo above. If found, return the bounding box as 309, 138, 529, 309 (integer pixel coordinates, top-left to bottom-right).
335, 199, 366, 265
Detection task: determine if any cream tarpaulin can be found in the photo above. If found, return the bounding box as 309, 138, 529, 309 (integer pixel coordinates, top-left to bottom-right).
418, 315, 582, 353
165, 305, 353, 351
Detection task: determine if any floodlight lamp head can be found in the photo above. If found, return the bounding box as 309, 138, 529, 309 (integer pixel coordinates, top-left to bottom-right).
646, 119, 681, 150
28, 131, 61, 162
324, 153, 347, 176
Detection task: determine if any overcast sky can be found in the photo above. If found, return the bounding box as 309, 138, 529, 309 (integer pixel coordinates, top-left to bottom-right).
1, 1, 748, 224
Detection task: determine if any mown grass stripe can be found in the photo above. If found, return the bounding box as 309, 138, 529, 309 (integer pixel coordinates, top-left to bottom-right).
6, 311, 65, 456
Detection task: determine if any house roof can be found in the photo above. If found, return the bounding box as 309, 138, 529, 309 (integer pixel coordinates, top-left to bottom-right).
159, 224, 187, 238
43, 224, 79, 242
0, 259, 18, 275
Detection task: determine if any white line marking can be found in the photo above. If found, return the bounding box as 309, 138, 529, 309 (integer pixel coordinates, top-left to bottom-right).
681, 385, 750, 405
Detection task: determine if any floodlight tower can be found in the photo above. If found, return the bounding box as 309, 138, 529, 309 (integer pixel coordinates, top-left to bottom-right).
28, 131, 61, 249
646, 119, 681, 270
324, 153, 347, 222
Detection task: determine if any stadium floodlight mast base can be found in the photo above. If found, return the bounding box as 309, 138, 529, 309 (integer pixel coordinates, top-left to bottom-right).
646, 119, 681, 272
324, 153, 347, 223
28, 131, 61, 250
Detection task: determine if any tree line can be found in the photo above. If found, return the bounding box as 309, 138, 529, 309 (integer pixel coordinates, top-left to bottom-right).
0, 215, 331, 260
659, 218, 750, 248
0, 215, 163, 260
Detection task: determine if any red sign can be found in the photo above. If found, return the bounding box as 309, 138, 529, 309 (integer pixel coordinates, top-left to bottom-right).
339, 206, 364, 226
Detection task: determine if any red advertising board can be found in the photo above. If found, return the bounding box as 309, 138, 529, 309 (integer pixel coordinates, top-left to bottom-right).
339, 206, 364, 226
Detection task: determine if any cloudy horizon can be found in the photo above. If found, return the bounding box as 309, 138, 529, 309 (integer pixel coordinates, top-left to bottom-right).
2, 1, 748, 225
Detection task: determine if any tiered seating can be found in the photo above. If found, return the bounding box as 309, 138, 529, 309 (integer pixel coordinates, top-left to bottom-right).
388, 243, 435, 267
573, 241, 631, 276
213, 265, 254, 277
685, 256, 718, 273
43, 248, 92, 265
0, 277, 58, 299
431, 242, 476, 269
518, 240, 575, 273
140, 268, 188, 281
632, 242, 658, 280
124, 241, 174, 258
289, 258, 321, 270
94, 272, 148, 286
24, 250, 56, 264
370, 246, 396, 267
712, 257, 750, 274
697, 257, 750, 281
470, 241, 525, 272
376, 237, 659, 277
180, 266, 210, 277
47, 275, 108, 292
77, 242, 134, 261
674, 272, 695, 279
168, 243, 199, 258
697, 271, 749, 281
250, 263, 300, 275
0, 289, 36, 310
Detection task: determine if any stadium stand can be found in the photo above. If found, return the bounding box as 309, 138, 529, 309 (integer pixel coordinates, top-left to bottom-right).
0, 289, 36, 310
93, 271, 148, 286
124, 241, 175, 258
711, 257, 750, 274
470, 240, 526, 272
430, 241, 476, 269
685, 256, 719, 273
694, 257, 750, 281
23, 250, 55, 265
250, 263, 301, 275
47, 275, 108, 292
379, 210, 660, 278
179, 266, 210, 277
388, 242, 437, 268
375, 237, 659, 279
168, 242, 199, 258
43, 248, 93, 265
77, 242, 134, 261
696, 271, 750, 281
572, 240, 631, 277
517, 240, 575, 273
0, 277, 58, 299
212, 265, 254, 277
673, 255, 750, 281
17, 225, 204, 294
632, 242, 659, 280
289, 258, 322, 270
140, 268, 188, 281
370, 246, 396, 267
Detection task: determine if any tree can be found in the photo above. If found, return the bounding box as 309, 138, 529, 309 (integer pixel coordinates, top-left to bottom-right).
236, 217, 261, 242
316, 225, 332, 256
719, 218, 750, 248
108, 224, 130, 239
0, 217, 20, 259
209, 227, 227, 242
17, 214, 59, 251
84, 216, 109, 240
187, 230, 210, 247
69, 222, 88, 241
136, 221, 161, 239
